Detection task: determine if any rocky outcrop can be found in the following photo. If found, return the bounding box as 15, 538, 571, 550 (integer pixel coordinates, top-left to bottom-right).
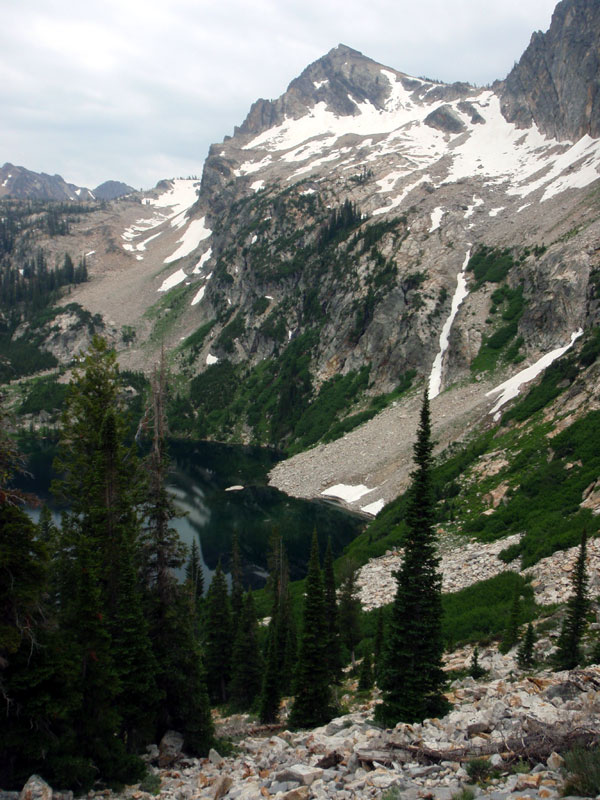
499, 0, 600, 140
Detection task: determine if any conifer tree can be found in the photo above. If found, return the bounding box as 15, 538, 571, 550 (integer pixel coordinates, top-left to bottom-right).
358, 651, 374, 691
141, 354, 213, 751
555, 530, 589, 670
323, 536, 342, 682
204, 560, 232, 703
499, 585, 521, 654
469, 646, 485, 679
185, 537, 204, 632
259, 612, 282, 724
337, 560, 362, 665
517, 623, 536, 669
375, 390, 447, 726
229, 590, 263, 711
289, 530, 333, 728
373, 606, 385, 683
52, 337, 154, 778
230, 532, 244, 639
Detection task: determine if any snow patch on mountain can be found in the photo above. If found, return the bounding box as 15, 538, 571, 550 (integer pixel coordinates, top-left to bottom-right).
486, 329, 583, 419
429, 248, 471, 400
164, 217, 212, 264
158, 268, 187, 293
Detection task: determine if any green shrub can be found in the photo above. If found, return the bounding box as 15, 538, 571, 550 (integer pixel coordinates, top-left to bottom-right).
562, 746, 600, 797
139, 772, 161, 795
466, 757, 492, 783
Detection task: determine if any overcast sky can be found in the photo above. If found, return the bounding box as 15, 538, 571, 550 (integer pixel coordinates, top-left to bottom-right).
1, 0, 558, 191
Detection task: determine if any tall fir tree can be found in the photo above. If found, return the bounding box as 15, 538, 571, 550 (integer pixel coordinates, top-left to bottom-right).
203, 560, 232, 704
555, 530, 589, 670
517, 623, 536, 669
140, 353, 213, 752
185, 537, 204, 632
230, 532, 244, 640
499, 585, 521, 654
288, 530, 333, 729
375, 389, 447, 726
323, 536, 342, 683
337, 560, 362, 665
373, 606, 385, 683
52, 337, 154, 780
229, 590, 263, 711
259, 611, 282, 724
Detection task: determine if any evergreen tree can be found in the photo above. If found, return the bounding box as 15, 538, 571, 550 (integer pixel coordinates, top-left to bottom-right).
337, 560, 362, 665
373, 607, 385, 683
375, 390, 447, 726
499, 586, 521, 654
517, 623, 536, 670
230, 532, 244, 639
185, 537, 204, 630
203, 561, 232, 704
259, 612, 282, 724
469, 646, 485, 679
52, 337, 154, 779
140, 354, 213, 752
289, 530, 333, 729
323, 536, 342, 683
358, 651, 374, 691
555, 530, 589, 671
229, 591, 263, 711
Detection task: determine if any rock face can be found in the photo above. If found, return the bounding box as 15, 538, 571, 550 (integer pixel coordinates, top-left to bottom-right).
499, 0, 600, 140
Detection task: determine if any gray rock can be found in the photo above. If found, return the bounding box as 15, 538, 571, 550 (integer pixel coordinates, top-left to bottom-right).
158, 730, 185, 767
208, 748, 224, 767
18, 776, 52, 800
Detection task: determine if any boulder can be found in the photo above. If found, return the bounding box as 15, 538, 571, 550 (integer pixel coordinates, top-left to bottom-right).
158, 730, 185, 767
18, 777, 52, 800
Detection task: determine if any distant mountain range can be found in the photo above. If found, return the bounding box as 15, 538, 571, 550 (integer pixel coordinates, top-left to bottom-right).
0, 163, 134, 202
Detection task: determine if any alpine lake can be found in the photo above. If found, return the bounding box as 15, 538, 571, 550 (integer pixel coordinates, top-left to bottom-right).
21, 437, 366, 589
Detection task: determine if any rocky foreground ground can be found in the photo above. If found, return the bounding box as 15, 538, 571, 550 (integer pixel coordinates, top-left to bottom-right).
9, 652, 600, 800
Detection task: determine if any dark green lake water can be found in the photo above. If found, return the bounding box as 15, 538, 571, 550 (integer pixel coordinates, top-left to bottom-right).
22, 438, 365, 589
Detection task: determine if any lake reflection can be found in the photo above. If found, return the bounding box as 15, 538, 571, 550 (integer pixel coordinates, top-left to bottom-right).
24, 438, 365, 590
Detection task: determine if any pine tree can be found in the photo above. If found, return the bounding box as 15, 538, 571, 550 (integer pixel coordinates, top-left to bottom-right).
373, 607, 385, 683
230, 532, 244, 639
375, 389, 447, 726
52, 337, 154, 779
229, 591, 263, 711
499, 586, 521, 654
358, 651, 374, 691
323, 536, 342, 683
259, 612, 282, 724
289, 530, 333, 729
337, 560, 362, 665
555, 530, 589, 671
203, 561, 232, 704
517, 623, 536, 669
140, 354, 213, 752
469, 646, 485, 679
185, 537, 204, 630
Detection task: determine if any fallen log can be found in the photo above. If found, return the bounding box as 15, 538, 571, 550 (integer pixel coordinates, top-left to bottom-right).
358, 724, 600, 768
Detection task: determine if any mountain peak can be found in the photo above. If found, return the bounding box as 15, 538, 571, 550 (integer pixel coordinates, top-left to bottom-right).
233, 45, 397, 139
